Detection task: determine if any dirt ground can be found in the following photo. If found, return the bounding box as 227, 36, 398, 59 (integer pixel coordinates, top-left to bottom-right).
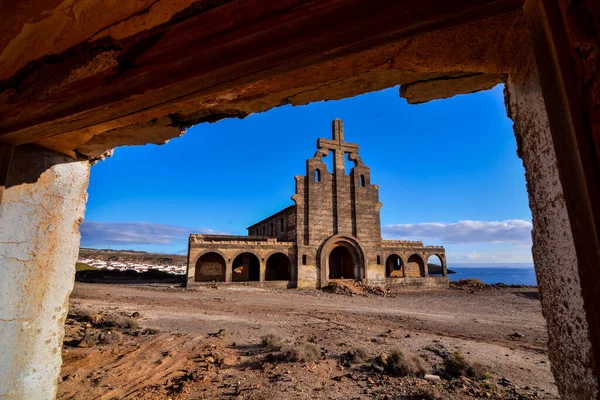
59, 283, 558, 399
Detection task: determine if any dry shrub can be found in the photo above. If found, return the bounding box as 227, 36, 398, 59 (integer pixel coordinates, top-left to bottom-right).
467, 362, 490, 380
282, 342, 322, 363
443, 352, 489, 379
456, 278, 486, 288
100, 314, 139, 331
347, 347, 369, 364
80, 331, 121, 347
409, 354, 427, 378
443, 352, 470, 377
261, 334, 284, 350
385, 349, 427, 377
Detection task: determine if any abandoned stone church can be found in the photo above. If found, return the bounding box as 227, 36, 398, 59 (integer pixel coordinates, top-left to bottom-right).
187, 119, 447, 288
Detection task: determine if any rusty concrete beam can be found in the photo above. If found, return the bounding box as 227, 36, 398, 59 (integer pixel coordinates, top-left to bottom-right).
0, 0, 523, 149
399, 73, 505, 104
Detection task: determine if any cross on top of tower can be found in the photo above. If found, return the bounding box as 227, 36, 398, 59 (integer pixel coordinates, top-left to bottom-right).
317, 119, 358, 154
316, 119, 359, 176
332, 118, 344, 142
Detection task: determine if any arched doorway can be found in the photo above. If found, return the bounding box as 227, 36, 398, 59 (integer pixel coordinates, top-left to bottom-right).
232, 252, 260, 282
407, 254, 426, 277
266, 253, 291, 280
195, 252, 226, 282
426, 254, 445, 276
386, 254, 404, 278
329, 243, 358, 279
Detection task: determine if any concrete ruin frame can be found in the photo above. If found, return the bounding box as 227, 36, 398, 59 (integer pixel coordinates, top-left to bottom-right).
0, 0, 598, 398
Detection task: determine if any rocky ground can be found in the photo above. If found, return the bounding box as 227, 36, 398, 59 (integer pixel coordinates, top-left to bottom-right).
59, 282, 556, 400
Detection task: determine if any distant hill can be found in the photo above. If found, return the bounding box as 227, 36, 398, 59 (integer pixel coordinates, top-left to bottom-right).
79, 248, 186, 267
427, 263, 456, 275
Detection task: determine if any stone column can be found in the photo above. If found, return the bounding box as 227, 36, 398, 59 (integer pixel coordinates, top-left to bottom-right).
0, 145, 90, 399
422, 255, 429, 277
442, 259, 448, 278
505, 52, 597, 398
225, 259, 232, 283
259, 259, 266, 282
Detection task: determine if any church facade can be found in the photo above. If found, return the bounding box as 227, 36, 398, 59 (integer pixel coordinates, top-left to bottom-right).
186, 119, 447, 289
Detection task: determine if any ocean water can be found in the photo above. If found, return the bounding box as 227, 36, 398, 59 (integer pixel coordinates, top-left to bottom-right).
444, 263, 537, 286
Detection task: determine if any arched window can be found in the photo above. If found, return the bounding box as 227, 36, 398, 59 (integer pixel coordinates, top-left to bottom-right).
302, 255, 307, 265
360, 174, 366, 187
314, 169, 321, 182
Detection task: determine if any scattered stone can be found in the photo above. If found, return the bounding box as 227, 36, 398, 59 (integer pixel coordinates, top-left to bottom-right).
208, 329, 228, 338
509, 332, 525, 339
424, 374, 441, 382
131, 312, 141, 319
499, 377, 513, 386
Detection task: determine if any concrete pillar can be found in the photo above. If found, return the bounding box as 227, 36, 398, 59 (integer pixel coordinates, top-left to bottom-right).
259, 259, 266, 282
0, 146, 90, 399
225, 259, 232, 283
505, 54, 597, 398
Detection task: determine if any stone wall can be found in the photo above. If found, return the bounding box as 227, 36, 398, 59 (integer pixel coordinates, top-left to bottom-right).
381, 242, 447, 279
247, 205, 296, 241
187, 235, 296, 286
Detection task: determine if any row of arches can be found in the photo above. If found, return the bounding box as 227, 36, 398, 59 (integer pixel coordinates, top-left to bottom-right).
385, 253, 445, 278
194, 252, 292, 282
195, 248, 445, 283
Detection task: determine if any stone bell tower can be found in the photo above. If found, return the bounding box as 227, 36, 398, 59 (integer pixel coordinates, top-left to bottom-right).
293, 118, 383, 259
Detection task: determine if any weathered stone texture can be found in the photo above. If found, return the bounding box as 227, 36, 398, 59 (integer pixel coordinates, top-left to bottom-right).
247, 205, 296, 241
505, 52, 597, 399
0, 146, 90, 399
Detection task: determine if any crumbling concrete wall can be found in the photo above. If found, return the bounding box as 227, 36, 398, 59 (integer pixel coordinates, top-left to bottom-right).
505, 53, 598, 399
0, 146, 89, 399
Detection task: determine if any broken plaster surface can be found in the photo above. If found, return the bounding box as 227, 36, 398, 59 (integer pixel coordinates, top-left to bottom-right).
0, 146, 90, 399
505, 54, 598, 399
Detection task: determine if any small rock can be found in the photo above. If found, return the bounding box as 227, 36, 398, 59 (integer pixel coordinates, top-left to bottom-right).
424, 374, 441, 382
499, 377, 513, 386
509, 332, 525, 338
89, 314, 103, 324
131, 312, 141, 319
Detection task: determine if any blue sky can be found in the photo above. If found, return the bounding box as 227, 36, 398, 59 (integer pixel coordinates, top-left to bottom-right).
82, 85, 533, 263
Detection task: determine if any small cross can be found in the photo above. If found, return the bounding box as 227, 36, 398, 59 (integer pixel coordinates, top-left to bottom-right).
316, 119, 359, 176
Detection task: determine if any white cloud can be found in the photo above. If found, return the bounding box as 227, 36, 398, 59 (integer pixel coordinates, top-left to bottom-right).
382, 220, 532, 245
448, 248, 533, 263
80, 221, 220, 247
